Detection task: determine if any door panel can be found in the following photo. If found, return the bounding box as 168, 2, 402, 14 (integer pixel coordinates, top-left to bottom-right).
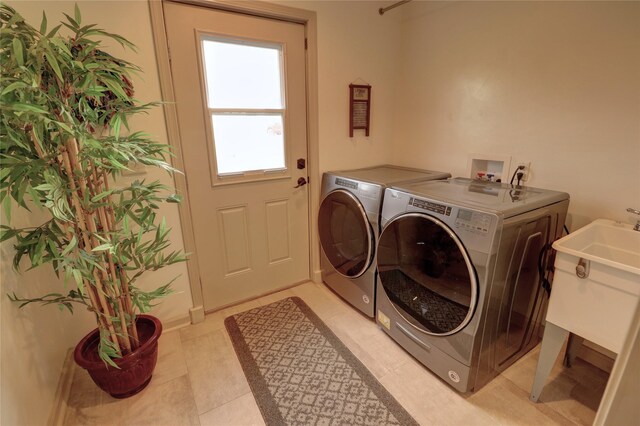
164, 2, 310, 310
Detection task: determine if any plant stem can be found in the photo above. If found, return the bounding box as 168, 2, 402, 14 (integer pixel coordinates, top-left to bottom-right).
91, 163, 132, 353
102, 170, 139, 347
60, 142, 121, 354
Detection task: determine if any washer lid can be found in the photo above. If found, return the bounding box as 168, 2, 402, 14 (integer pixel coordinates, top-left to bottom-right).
318, 189, 374, 278
328, 165, 451, 187
394, 178, 569, 218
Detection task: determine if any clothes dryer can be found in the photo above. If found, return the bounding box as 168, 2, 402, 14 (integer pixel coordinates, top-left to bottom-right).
318, 165, 451, 317
376, 178, 569, 392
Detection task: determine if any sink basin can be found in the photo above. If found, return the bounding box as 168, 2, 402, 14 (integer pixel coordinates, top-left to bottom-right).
553, 219, 640, 275
547, 219, 640, 353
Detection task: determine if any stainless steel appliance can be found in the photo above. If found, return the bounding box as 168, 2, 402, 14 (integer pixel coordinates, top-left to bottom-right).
376, 178, 569, 392
318, 165, 451, 317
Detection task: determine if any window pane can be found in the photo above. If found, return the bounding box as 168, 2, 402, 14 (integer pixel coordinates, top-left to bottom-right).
202, 39, 283, 109
212, 114, 285, 174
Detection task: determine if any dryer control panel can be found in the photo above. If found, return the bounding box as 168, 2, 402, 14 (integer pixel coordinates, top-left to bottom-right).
334, 177, 380, 201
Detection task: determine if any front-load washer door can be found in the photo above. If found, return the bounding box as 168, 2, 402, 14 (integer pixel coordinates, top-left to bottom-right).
318, 189, 374, 278
377, 213, 478, 336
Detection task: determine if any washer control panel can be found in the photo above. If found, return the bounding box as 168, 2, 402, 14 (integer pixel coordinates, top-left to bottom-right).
455, 209, 492, 235
410, 197, 452, 216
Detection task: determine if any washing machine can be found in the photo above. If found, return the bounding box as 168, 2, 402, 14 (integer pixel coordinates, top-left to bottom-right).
318, 165, 451, 317
375, 178, 569, 392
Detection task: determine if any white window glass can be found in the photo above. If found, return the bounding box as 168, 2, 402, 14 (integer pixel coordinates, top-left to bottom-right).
200, 35, 287, 177
202, 39, 283, 109
212, 114, 285, 174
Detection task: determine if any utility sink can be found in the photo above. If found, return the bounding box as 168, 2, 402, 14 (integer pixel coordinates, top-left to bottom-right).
530, 218, 640, 402
547, 219, 640, 353
553, 218, 640, 275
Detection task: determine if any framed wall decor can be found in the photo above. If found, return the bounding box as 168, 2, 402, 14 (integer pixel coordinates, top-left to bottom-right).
349, 83, 371, 137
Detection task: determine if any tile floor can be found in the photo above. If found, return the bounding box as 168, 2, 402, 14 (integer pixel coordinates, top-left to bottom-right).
63, 281, 608, 425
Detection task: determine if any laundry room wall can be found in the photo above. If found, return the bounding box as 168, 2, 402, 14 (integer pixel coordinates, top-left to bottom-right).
391, 1, 640, 230
1, 2, 192, 424
278, 0, 403, 173
2, 1, 403, 422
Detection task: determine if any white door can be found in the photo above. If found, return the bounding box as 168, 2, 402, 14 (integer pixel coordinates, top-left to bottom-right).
163, 2, 310, 311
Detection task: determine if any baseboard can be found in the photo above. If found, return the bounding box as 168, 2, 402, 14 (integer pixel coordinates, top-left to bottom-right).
48, 349, 75, 426
312, 269, 322, 284
163, 314, 192, 333
189, 305, 205, 324
578, 343, 615, 373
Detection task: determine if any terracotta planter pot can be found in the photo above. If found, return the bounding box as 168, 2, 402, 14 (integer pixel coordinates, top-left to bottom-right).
74, 315, 162, 399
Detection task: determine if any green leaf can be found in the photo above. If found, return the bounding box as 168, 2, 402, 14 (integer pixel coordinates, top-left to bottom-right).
91, 190, 113, 203
12, 38, 24, 66
166, 194, 182, 203
11, 103, 48, 114
0, 227, 19, 243
61, 235, 77, 256
32, 236, 46, 265
1, 81, 28, 96
111, 114, 122, 140
45, 53, 63, 82
123, 215, 130, 234
40, 11, 47, 34
0, 167, 11, 181
72, 268, 83, 288
92, 243, 113, 252
101, 77, 128, 100
47, 24, 62, 38
2, 193, 11, 223
27, 186, 44, 210
74, 3, 81, 25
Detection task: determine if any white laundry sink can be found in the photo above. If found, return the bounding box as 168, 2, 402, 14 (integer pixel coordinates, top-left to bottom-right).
547, 219, 640, 353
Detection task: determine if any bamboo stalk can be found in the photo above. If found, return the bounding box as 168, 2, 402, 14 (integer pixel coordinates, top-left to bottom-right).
91, 165, 132, 352
80, 161, 128, 352
102, 170, 139, 346
60, 146, 121, 354
28, 128, 45, 159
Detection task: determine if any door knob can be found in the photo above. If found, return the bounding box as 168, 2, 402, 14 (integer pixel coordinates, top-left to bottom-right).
294, 177, 308, 188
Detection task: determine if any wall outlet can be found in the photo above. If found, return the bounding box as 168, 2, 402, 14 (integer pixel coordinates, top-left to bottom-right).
516, 161, 531, 182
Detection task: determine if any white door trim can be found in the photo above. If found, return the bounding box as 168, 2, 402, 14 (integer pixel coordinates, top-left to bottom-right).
148, 0, 321, 323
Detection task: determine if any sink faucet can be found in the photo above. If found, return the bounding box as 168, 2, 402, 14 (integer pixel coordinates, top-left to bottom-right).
628, 208, 640, 231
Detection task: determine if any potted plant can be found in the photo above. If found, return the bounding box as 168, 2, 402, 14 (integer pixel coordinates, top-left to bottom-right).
0, 5, 185, 398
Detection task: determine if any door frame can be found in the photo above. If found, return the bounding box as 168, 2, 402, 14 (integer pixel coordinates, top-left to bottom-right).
148, 0, 321, 323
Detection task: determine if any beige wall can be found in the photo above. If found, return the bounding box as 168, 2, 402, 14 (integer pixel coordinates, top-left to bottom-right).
392, 1, 640, 229
4, 0, 639, 422
1, 2, 192, 424
279, 0, 403, 173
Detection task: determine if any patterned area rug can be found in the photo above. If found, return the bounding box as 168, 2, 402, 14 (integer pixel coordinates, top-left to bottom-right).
225, 297, 418, 426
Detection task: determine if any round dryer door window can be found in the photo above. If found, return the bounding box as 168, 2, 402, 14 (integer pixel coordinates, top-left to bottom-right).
377, 213, 478, 335
318, 189, 374, 278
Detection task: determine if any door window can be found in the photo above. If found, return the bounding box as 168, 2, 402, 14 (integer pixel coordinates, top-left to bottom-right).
200, 36, 286, 176
318, 190, 373, 278
377, 213, 477, 335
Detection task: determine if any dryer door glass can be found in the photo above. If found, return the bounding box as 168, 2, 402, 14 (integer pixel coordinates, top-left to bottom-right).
318, 189, 374, 278
377, 213, 478, 335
